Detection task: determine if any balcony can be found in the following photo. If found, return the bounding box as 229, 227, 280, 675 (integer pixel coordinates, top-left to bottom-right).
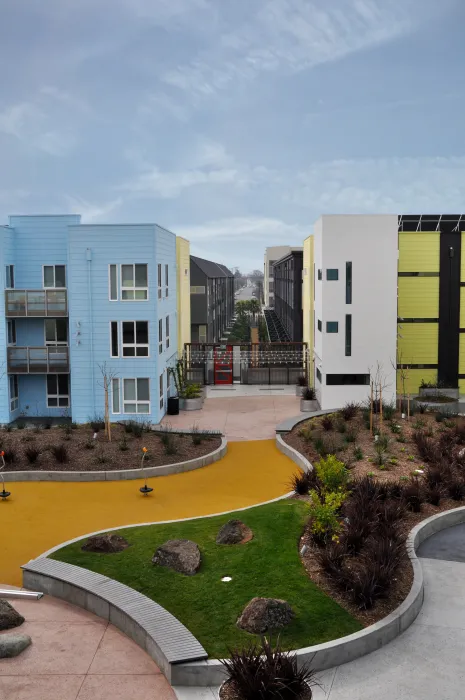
5, 289, 68, 317
7, 346, 70, 374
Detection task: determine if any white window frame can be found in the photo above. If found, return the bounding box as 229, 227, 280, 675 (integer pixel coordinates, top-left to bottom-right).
110, 321, 119, 358
44, 319, 68, 346
120, 264, 149, 301
43, 264, 66, 289
5, 265, 14, 289
165, 315, 170, 349
159, 372, 164, 410
159, 318, 163, 354
165, 264, 169, 297
9, 375, 19, 412
112, 377, 121, 414
121, 320, 150, 357
109, 264, 119, 301
158, 263, 162, 299
47, 374, 70, 408
123, 378, 150, 414
199, 325, 207, 343
7, 319, 16, 346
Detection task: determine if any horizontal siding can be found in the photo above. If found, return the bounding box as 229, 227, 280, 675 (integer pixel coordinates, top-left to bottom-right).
459, 335, 465, 374
398, 277, 439, 318
397, 323, 438, 364
398, 232, 440, 273
397, 368, 437, 396
461, 288, 465, 329
462, 233, 465, 281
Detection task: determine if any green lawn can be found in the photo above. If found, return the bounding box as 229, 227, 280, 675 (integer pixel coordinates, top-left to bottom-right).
51, 500, 361, 657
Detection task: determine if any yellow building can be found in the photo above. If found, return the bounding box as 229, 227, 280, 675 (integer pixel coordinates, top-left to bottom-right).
176, 236, 191, 355
302, 235, 314, 383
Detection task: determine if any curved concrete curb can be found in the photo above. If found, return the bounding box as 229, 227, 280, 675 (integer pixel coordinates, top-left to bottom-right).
4, 437, 227, 482
275, 433, 312, 473
276, 409, 337, 434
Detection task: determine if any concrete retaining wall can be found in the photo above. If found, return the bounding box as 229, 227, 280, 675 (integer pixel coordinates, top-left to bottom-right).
5, 437, 227, 482
275, 433, 312, 473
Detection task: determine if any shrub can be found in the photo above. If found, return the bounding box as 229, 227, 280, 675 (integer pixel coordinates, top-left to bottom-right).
413, 418, 426, 429
16, 421, 26, 430
119, 436, 129, 452
353, 445, 363, 460
43, 418, 52, 430
182, 383, 202, 399
404, 479, 423, 512
382, 403, 396, 420
376, 434, 390, 451
23, 434, 34, 443
412, 431, 440, 463
317, 541, 347, 579
302, 387, 316, 401
321, 415, 333, 432
335, 418, 346, 434
89, 415, 105, 432
298, 426, 313, 443
363, 536, 402, 592
50, 444, 68, 463
296, 375, 307, 387
373, 442, 388, 467
345, 428, 357, 444
425, 485, 441, 506
313, 436, 324, 455
130, 421, 144, 438
61, 423, 73, 437
315, 455, 348, 493
25, 447, 40, 464
447, 479, 465, 501
3, 448, 16, 464
424, 466, 443, 487
4, 424, 12, 433
290, 471, 311, 495
164, 434, 178, 456
221, 637, 316, 700
390, 422, 401, 434
396, 434, 407, 443
84, 439, 95, 450
308, 490, 345, 543
340, 402, 359, 421
124, 422, 133, 434
417, 403, 429, 415
348, 566, 382, 610
342, 513, 374, 554
191, 424, 203, 446
95, 451, 108, 465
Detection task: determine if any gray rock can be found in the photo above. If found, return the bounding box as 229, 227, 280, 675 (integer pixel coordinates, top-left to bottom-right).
0, 634, 32, 658
0, 599, 25, 631
81, 534, 129, 554
152, 539, 201, 576
216, 520, 253, 545
237, 597, 294, 634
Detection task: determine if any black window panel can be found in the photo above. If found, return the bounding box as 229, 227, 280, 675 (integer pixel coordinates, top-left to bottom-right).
316, 368, 322, 383
123, 347, 136, 357
326, 374, 370, 386
327, 269, 339, 280
135, 264, 147, 287
326, 321, 338, 333
317, 319, 322, 331
59, 397, 69, 407
158, 319, 163, 341
55, 265, 66, 287
166, 316, 169, 336
47, 375, 56, 393
57, 374, 68, 394
318, 269, 322, 280
136, 321, 148, 344
111, 322, 119, 356
122, 322, 134, 344
56, 319, 68, 342
346, 262, 352, 304
48, 398, 58, 407
136, 347, 149, 357
345, 314, 352, 356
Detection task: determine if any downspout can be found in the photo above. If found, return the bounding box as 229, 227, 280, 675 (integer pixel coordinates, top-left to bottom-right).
86, 248, 95, 415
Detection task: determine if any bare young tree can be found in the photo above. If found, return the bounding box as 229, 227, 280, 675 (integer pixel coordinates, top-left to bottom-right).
368, 361, 392, 434
97, 363, 119, 442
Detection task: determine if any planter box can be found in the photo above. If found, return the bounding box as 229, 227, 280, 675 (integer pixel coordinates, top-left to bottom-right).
419, 387, 459, 399
413, 398, 459, 413
181, 397, 203, 411
300, 399, 319, 412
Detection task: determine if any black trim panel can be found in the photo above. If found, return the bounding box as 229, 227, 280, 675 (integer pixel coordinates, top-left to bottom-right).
438, 229, 461, 387
397, 364, 438, 370
398, 272, 439, 277
397, 318, 438, 323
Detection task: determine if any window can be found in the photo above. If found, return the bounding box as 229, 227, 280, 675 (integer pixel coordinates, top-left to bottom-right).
7, 320, 16, 346
122, 321, 149, 357
326, 321, 338, 333
159, 373, 164, 410
165, 264, 169, 297
45, 319, 68, 346
9, 375, 19, 412
121, 264, 148, 300
269, 281, 274, 293
158, 264, 162, 299
318, 269, 322, 280
123, 378, 150, 414
199, 325, 207, 343
5, 265, 14, 289
110, 321, 119, 357
109, 265, 118, 301
316, 368, 322, 384
159, 319, 163, 354
346, 262, 352, 304
345, 315, 352, 356
47, 374, 69, 407
43, 265, 66, 288
190, 286, 206, 294
317, 319, 322, 332
327, 269, 339, 281
112, 378, 120, 414
326, 374, 370, 386
166, 315, 170, 349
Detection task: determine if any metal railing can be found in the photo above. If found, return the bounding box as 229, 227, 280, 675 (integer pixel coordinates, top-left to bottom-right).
7, 346, 70, 374
5, 289, 68, 317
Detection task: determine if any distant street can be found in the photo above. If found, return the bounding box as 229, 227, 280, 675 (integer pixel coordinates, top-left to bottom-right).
235, 285, 256, 302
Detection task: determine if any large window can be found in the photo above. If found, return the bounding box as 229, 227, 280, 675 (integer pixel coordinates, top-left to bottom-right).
112, 377, 120, 414
121, 264, 148, 300
110, 321, 119, 357
317, 319, 322, 332
7, 320, 16, 346
326, 374, 370, 386
345, 314, 352, 356
109, 265, 118, 301
199, 325, 207, 343
165, 264, 169, 297
44, 265, 66, 288
47, 374, 69, 407
122, 321, 149, 357
158, 319, 163, 354
9, 375, 18, 412
123, 378, 150, 414
346, 262, 352, 304
166, 315, 170, 349
326, 321, 338, 333
327, 269, 339, 281
5, 265, 14, 289
316, 368, 322, 384
45, 319, 68, 346
158, 264, 162, 299
159, 373, 164, 410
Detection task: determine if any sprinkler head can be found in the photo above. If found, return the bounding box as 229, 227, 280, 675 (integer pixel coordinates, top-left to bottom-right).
139, 485, 153, 496
0, 489, 11, 500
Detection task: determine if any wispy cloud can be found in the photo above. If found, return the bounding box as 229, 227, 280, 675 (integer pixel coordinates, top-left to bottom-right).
176, 215, 307, 242
65, 196, 123, 222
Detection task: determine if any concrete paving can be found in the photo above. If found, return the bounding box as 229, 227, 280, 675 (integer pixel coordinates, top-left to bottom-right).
417, 522, 465, 563
234, 286, 256, 302
174, 526, 465, 699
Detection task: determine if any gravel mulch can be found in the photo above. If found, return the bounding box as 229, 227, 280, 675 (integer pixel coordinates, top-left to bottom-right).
0, 424, 222, 472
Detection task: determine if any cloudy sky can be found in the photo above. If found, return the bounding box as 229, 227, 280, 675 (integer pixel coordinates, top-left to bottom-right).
1, 0, 464, 271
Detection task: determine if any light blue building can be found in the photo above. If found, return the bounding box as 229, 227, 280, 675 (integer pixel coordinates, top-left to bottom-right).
0, 215, 178, 424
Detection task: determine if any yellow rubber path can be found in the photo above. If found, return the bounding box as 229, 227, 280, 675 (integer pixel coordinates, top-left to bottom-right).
1, 440, 297, 586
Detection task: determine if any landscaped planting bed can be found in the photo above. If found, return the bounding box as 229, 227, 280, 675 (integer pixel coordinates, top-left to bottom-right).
1, 421, 221, 472
51, 500, 362, 657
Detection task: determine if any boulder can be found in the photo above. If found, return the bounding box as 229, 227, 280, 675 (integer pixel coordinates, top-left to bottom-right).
0, 600, 25, 631
0, 634, 32, 658
81, 534, 129, 554
216, 520, 253, 545
152, 539, 201, 576
237, 597, 294, 634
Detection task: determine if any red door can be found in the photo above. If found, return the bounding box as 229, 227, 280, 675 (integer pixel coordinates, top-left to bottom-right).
214, 345, 233, 384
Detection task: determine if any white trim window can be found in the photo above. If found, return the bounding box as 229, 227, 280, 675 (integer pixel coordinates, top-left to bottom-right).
109, 264, 118, 301
165, 264, 169, 297
7, 320, 16, 346
122, 321, 149, 357
112, 377, 121, 414
165, 315, 170, 349
121, 264, 148, 300
43, 265, 66, 288
9, 375, 19, 412
5, 265, 14, 289
159, 373, 164, 410
158, 318, 163, 354
199, 325, 207, 343
47, 374, 69, 408
158, 264, 162, 299
123, 378, 150, 414
45, 319, 68, 346
110, 321, 119, 357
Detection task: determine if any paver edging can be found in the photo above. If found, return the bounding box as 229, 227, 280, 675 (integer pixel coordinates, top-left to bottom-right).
4, 437, 227, 482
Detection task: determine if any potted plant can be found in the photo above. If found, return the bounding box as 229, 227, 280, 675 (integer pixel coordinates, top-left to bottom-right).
168, 361, 205, 411
180, 383, 203, 411
295, 374, 307, 396
300, 387, 318, 412
220, 637, 316, 699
